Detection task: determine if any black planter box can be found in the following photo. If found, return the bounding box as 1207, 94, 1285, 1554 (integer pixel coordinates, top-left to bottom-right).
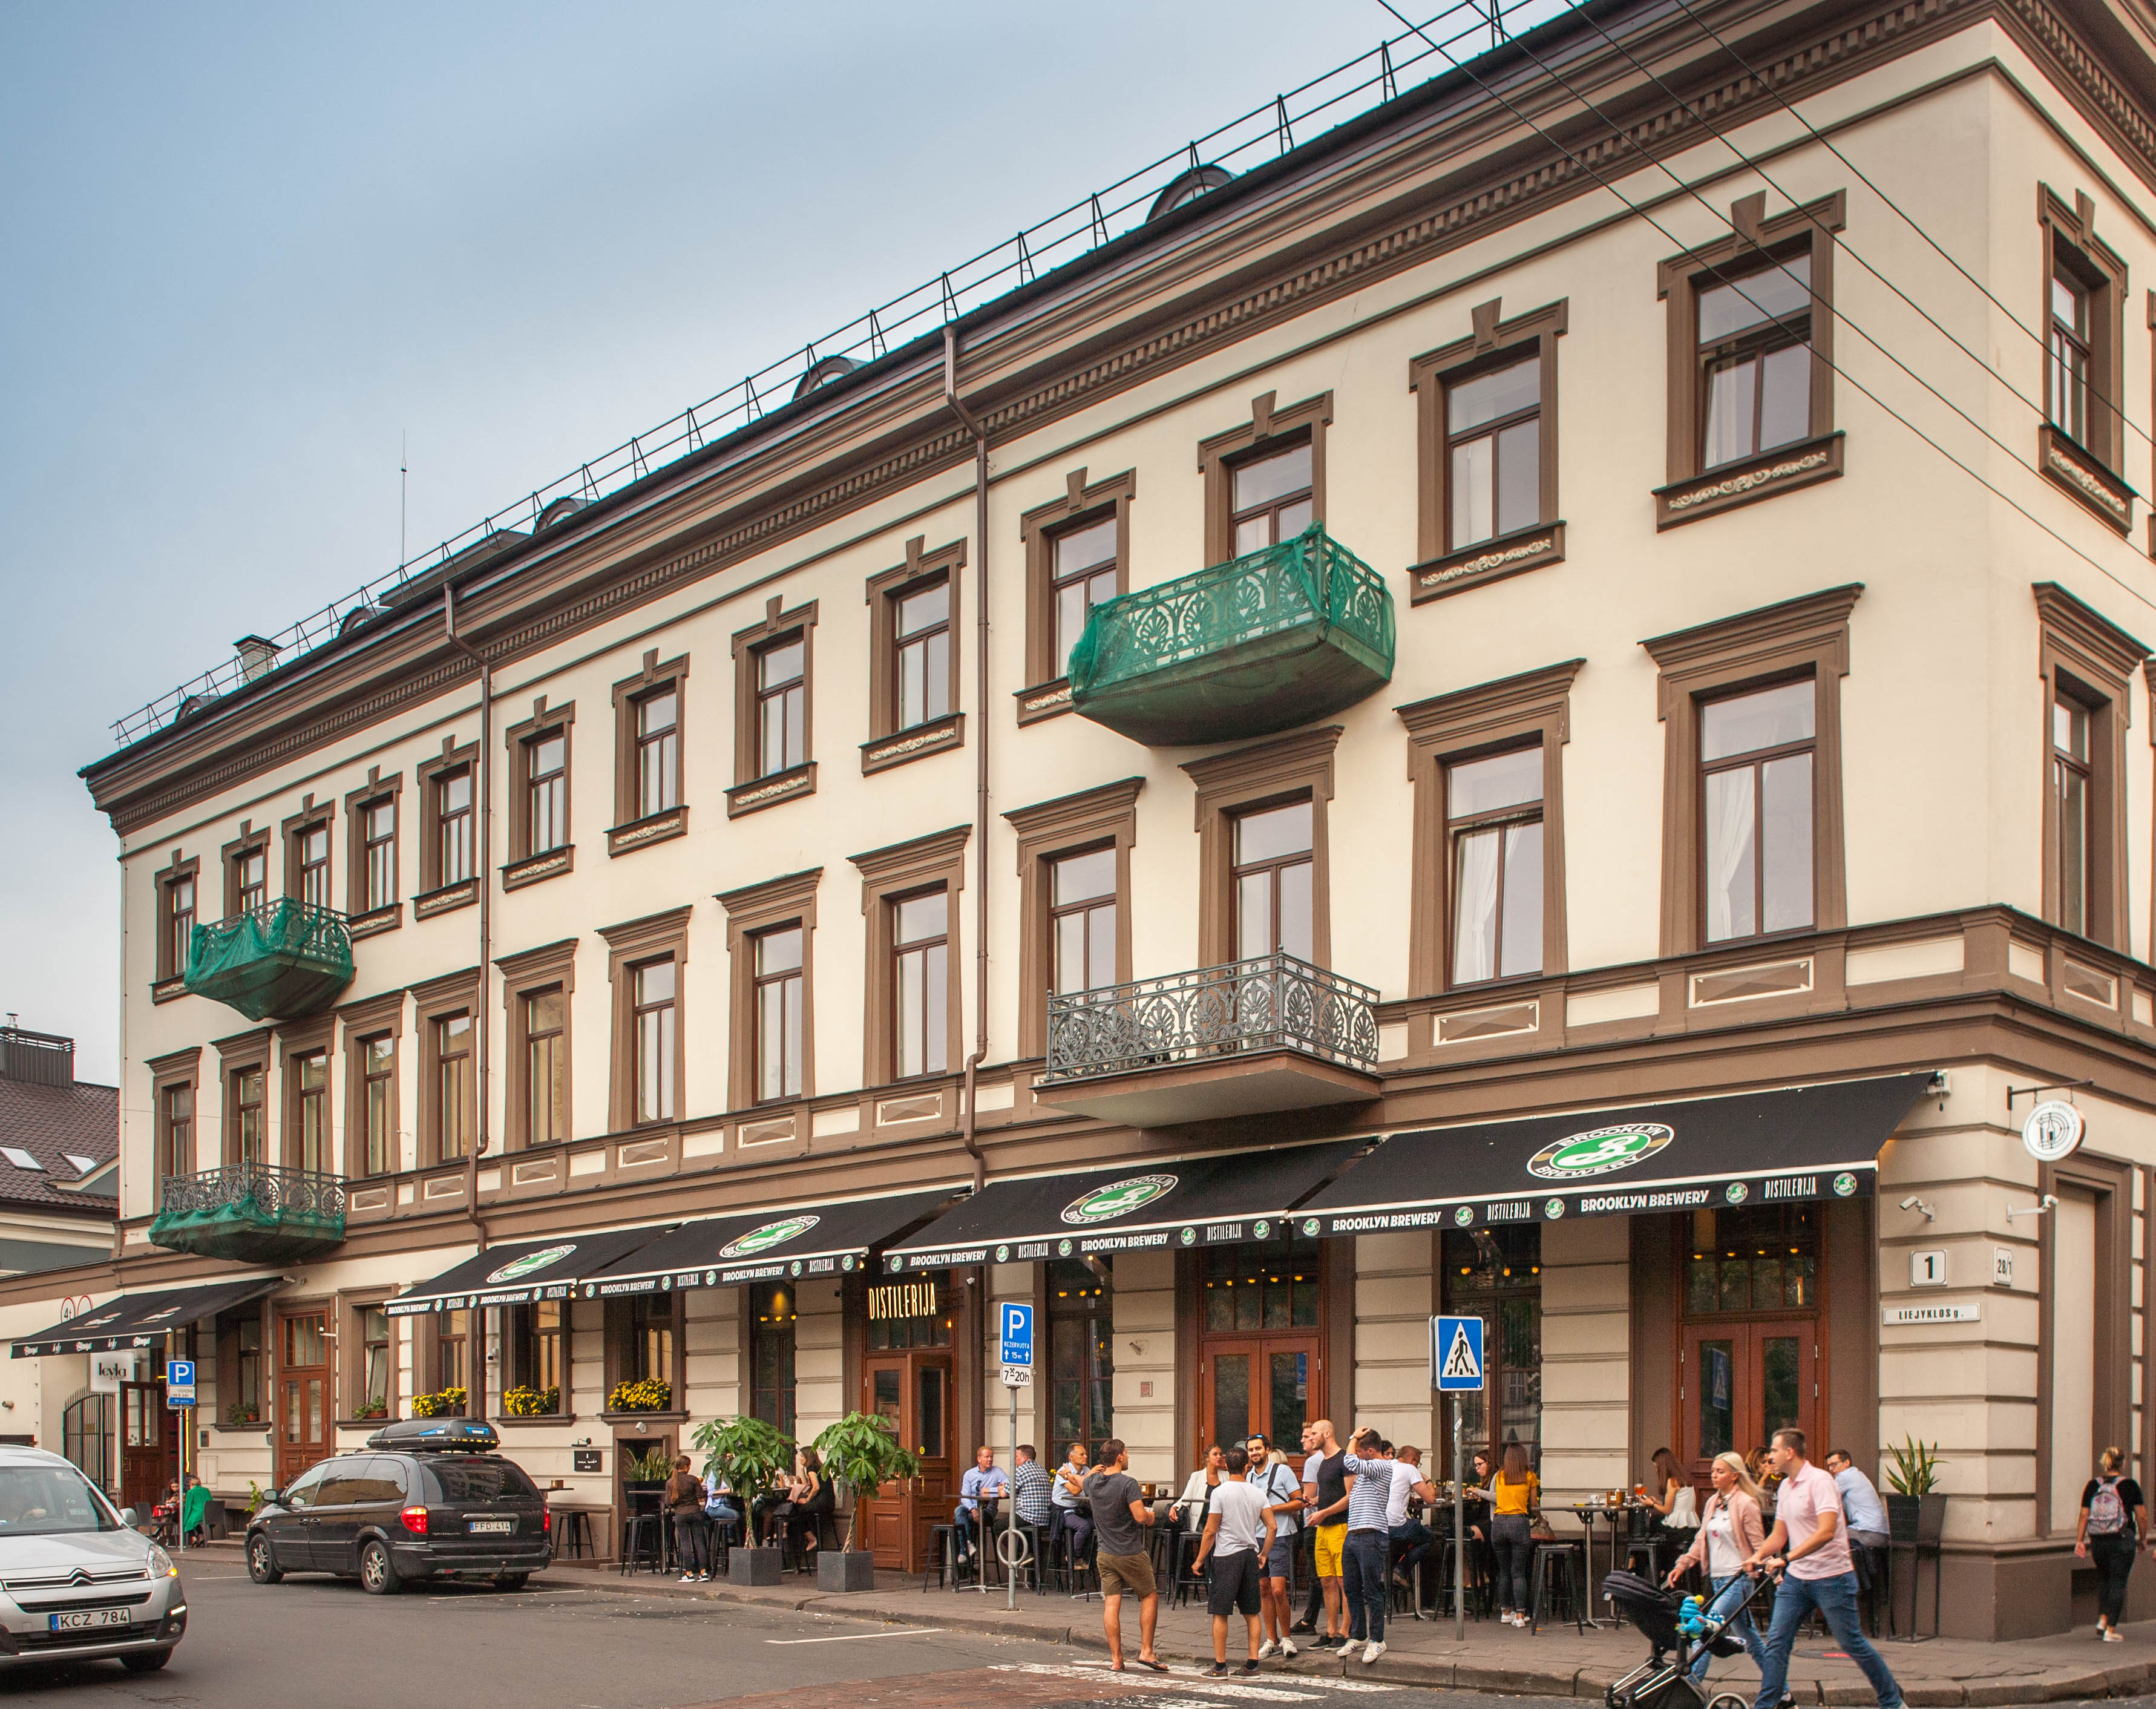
818, 1550, 876, 1592
1886, 1492, 1946, 1544
730, 1545, 783, 1587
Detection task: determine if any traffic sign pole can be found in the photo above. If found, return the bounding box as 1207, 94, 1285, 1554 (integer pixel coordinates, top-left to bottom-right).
1452, 1400, 1464, 1642
1432, 1315, 1486, 1646
997, 1303, 1035, 1610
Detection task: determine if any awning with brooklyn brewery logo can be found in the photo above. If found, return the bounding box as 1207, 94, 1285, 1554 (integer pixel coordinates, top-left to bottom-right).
1295, 1075, 1935, 1236
385, 1224, 675, 1318
882, 1140, 1369, 1273
580, 1188, 962, 1297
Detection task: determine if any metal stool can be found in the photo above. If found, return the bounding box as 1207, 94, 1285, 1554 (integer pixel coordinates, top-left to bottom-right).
551, 1508, 595, 1560
618, 1511, 665, 1575
1530, 1540, 1585, 1633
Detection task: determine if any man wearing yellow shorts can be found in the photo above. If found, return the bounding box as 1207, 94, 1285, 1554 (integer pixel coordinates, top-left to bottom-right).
1305, 1419, 1351, 1649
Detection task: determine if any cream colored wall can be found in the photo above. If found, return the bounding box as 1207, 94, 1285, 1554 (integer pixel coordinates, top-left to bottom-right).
985, 1262, 1047, 1457
1110, 1250, 1175, 1484
1352, 1232, 1435, 1454
793, 1275, 845, 1451
1539, 1216, 1630, 1509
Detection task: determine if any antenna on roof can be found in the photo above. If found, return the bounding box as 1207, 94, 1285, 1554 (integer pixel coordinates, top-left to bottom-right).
400, 431, 408, 573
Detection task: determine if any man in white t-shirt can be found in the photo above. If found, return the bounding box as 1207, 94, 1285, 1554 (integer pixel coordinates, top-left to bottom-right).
1387, 1445, 1438, 1593
1193, 1445, 1276, 1678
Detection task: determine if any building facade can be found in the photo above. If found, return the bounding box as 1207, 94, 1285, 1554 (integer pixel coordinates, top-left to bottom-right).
17, 0, 2156, 1635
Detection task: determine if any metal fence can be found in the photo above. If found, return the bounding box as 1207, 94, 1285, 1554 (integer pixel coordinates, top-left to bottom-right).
157, 1163, 347, 1222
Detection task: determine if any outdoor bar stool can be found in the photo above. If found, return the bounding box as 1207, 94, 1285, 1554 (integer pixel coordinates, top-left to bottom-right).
1624, 1532, 1668, 1583
618, 1510, 665, 1576
1529, 1538, 1586, 1634
551, 1506, 596, 1561
922, 1523, 960, 1591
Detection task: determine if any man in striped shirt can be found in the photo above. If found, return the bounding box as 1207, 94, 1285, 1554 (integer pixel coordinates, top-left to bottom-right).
1338, 1428, 1395, 1664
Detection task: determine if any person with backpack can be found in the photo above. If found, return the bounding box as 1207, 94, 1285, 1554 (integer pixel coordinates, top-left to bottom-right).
2076, 1446, 2148, 1641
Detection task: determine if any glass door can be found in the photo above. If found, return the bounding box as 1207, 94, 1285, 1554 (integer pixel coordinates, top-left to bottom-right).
1682, 1321, 1815, 1483
859, 1353, 953, 1572
1201, 1339, 1316, 1458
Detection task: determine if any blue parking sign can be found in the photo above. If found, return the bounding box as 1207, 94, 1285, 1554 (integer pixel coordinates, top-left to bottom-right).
1000, 1303, 1034, 1369
1432, 1316, 1484, 1392
166, 1359, 196, 1408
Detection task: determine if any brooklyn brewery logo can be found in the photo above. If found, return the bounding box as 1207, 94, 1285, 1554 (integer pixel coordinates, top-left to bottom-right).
486, 1243, 577, 1285
1061, 1174, 1178, 1226
1526, 1124, 1675, 1182
719, 1215, 821, 1260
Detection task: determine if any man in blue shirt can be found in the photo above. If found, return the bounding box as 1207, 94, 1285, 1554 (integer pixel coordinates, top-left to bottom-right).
1826, 1448, 1891, 1630
954, 1445, 1009, 1562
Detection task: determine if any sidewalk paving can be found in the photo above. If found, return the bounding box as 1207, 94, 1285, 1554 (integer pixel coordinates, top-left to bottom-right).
536, 1560, 2156, 1704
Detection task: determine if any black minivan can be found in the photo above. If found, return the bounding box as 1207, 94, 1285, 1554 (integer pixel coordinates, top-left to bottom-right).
244, 1420, 551, 1595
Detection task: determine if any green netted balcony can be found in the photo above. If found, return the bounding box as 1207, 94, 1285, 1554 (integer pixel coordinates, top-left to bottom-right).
182, 899, 353, 1022
149, 1164, 347, 1264
1067, 523, 1395, 746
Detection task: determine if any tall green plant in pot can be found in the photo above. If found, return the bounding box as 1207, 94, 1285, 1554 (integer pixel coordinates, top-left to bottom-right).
1882, 1436, 1947, 1549
812, 1412, 921, 1591
690, 1415, 795, 1586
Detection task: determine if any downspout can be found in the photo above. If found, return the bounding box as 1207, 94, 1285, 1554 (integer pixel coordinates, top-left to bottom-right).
442, 587, 492, 1253
943, 324, 990, 1195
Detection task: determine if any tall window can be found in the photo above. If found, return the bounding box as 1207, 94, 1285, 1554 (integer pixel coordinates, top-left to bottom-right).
892, 890, 949, 1079
1050, 848, 1116, 996
295, 825, 330, 909
1230, 444, 1313, 555
1232, 801, 1313, 962
750, 1281, 797, 1437
895, 580, 951, 730
635, 689, 679, 819
1052, 517, 1119, 677
2049, 264, 2092, 445
753, 927, 804, 1103
234, 847, 267, 916
163, 873, 195, 979
1048, 1258, 1112, 1465
232, 1066, 265, 1167
1700, 680, 1815, 943
756, 639, 807, 776
437, 767, 474, 885
360, 1035, 395, 1176
525, 989, 566, 1146
159, 1083, 192, 1193
510, 1301, 563, 1407
1446, 355, 1541, 549
632, 960, 676, 1124
1443, 1224, 1541, 1471
1447, 747, 1543, 985
359, 798, 396, 911
526, 730, 567, 854
1697, 253, 1813, 472
360, 1307, 391, 1418
293, 1052, 327, 1174
231, 1317, 263, 1423
436, 1015, 472, 1161
437, 1308, 470, 1399
627, 1293, 672, 1385
2054, 690, 2093, 937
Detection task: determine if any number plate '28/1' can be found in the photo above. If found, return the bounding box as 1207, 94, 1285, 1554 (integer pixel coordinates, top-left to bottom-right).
49, 1609, 129, 1630
467, 1517, 515, 1534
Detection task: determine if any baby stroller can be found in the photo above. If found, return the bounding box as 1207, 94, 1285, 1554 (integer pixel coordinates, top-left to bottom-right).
1602, 1569, 1754, 1709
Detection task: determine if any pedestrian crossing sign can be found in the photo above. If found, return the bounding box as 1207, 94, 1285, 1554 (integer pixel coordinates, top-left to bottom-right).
1432, 1314, 1485, 1391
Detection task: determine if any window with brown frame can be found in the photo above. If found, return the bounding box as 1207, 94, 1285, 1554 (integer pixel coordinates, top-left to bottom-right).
2036, 187, 2131, 530
157, 1081, 192, 1196
717, 869, 818, 1112
609, 649, 690, 849
2053, 688, 2094, 937
1052, 523, 1118, 677
895, 581, 950, 730
356, 796, 397, 913
2034, 583, 2142, 948
850, 827, 968, 1087
292, 821, 332, 910
1017, 468, 1136, 716
358, 1306, 392, 1420
1230, 444, 1313, 556
231, 1065, 266, 1168
729, 599, 819, 815
2050, 265, 2094, 447
1698, 679, 1817, 945
435, 1014, 473, 1161
358, 1035, 396, 1176
891, 890, 949, 1081
1049, 848, 1117, 997
757, 640, 807, 777
608, 1294, 677, 1397
630, 959, 677, 1125
159, 865, 197, 983
525, 988, 568, 1146
1447, 746, 1545, 983
598, 908, 690, 1131
436, 766, 475, 887
1656, 193, 1843, 526
436, 1309, 471, 1399
752, 926, 804, 1103
1184, 729, 1338, 971
507, 1302, 563, 1410
1197, 392, 1331, 566
231, 844, 267, 917
862, 540, 966, 771
502, 700, 575, 883
634, 689, 680, 818
290, 1050, 329, 1173
750, 1281, 796, 1437
1004, 778, 1141, 1054
1231, 801, 1314, 962
527, 730, 568, 853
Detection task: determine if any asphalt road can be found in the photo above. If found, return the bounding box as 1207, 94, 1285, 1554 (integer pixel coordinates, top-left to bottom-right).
0, 1567, 2147, 1709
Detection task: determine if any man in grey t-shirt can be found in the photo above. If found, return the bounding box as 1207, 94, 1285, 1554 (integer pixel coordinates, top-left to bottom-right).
1086, 1439, 1163, 1674
1194, 1445, 1276, 1676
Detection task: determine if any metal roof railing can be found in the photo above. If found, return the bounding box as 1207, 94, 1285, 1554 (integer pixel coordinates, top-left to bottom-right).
110, 0, 1570, 749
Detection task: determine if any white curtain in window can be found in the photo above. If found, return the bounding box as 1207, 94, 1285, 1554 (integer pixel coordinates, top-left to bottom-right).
1705, 769, 1755, 941
1452, 828, 1501, 983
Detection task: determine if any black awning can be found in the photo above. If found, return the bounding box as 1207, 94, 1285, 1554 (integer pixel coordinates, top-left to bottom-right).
582, 1189, 961, 1297
1296, 1075, 1933, 1235
11, 1275, 283, 1358
883, 1140, 1368, 1273
384, 1225, 674, 1319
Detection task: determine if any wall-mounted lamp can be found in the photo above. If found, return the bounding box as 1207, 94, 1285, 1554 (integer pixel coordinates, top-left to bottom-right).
1898, 1196, 1937, 1222
2006, 1193, 2059, 1222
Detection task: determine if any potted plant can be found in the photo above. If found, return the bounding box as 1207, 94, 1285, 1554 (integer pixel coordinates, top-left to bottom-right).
692, 1414, 795, 1587
811, 1412, 919, 1591
502, 1385, 559, 1418
224, 1401, 260, 1427
410, 1386, 467, 1419
1882, 1436, 1947, 1546
620, 1445, 673, 1492
607, 1377, 670, 1414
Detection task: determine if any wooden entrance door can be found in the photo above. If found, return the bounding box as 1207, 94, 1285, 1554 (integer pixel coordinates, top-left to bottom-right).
118, 1383, 167, 1512
857, 1353, 954, 1572
277, 1310, 331, 1486
1682, 1320, 1817, 1483
1201, 1337, 1319, 1459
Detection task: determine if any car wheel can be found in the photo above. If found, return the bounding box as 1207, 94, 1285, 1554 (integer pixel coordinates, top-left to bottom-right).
121, 1649, 174, 1673
493, 1573, 529, 1592
359, 1538, 402, 1596
245, 1534, 282, 1585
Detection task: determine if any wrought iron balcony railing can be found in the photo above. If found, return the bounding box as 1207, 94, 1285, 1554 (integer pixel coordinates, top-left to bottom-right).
1041, 951, 1380, 1086
149, 1163, 348, 1265
1067, 523, 1395, 745
182, 899, 355, 1022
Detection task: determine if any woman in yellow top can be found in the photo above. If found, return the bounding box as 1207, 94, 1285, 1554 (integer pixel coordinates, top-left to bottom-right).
1487, 1441, 1539, 1627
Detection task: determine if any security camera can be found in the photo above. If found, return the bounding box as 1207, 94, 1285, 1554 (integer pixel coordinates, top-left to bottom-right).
1898, 1196, 1936, 1221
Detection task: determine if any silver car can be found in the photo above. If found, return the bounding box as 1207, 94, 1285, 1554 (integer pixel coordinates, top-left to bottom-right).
0, 1449, 186, 1671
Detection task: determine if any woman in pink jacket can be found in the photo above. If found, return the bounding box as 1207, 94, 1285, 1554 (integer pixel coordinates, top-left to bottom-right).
1666, 1451, 1769, 1685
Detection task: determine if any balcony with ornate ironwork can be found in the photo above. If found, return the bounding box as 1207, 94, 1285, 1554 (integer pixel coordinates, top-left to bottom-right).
1067, 523, 1395, 746
148, 1164, 347, 1264
1035, 951, 1382, 1126
182, 899, 354, 1022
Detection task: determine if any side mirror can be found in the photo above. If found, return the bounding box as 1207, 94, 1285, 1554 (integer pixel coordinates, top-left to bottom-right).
120, 1508, 137, 1528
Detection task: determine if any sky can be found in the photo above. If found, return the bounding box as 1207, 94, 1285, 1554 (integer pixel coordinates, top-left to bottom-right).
0, 0, 1440, 1085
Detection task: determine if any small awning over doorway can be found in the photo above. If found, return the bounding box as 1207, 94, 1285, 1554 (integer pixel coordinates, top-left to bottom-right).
10, 1274, 283, 1357
384, 1225, 672, 1319
882, 1139, 1368, 1273
1295, 1075, 1933, 1235
582, 1188, 960, 1297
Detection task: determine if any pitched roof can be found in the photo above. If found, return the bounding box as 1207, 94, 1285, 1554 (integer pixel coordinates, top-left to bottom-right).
0, 1077, 119, 1213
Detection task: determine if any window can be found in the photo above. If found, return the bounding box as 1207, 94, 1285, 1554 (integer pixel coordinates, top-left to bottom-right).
509, 1302, 563, 1409
231, 1316, 263, 1423
758, 641, 806, 778
1699, 680, 1815, 944
1019, 468, 1135, 706
437, 767, 474, 885
293, 822, 330, 909
634, 690, 679, 819
1447, 746, 1544, 983
436, 1014, 473, 1161
750, 1281, 796, 1437
2034, 582, 2140, 947
359, 798, 396, 912
2053, 691, 2092, 936
626, 1293, 672, 1386
1050, 848, 1116, 996
729, 599, 819, 814
867, 1276, 952, 1349
436, 1308, 470, 1399
502, 701, 575, 882
1697, 252, 1815, 473
863, 540, 966, 769
1443, 1224, 1541, 1471
1230, 443, 1314, 556
1053, 520, 1118, 678
1198, 391, 1331, 566
600, 907, 690, 1130
234, 845, 267, 916
753, 927, 804, 1103
2037, 186, 2127, 498
1232, 801, 1313, 962
1048, 1258, 1112, 1465
158, 1082, 192, 1192
2050, 266, 2092, 446
527, 730, 567, 853
525, 989, 567, 1146
231, 1066, 265, 1168
896, 581, 951, 730
292, 1051, 328, 1173
360, 1036, 395, 1176
1686, 1204, 1817, 1314
892, 890, 949, 1080
160, 868, 196, 983
359, 1307, 391, 1419
1446, 356, 1540, 549
631, 960, 677, 1124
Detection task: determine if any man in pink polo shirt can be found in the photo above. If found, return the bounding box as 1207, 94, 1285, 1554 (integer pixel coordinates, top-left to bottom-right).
1745, 1428, 1904, 1709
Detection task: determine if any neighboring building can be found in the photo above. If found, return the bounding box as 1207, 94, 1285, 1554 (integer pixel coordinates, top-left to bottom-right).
19, 0, 2156, 1633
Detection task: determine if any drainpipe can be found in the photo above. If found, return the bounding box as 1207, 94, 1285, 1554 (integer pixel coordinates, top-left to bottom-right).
943, 324, 991, 1195
442, 588, 492, 1253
